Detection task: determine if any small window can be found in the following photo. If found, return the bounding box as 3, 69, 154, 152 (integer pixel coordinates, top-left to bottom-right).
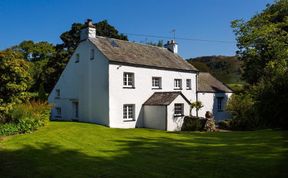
123, 72, 135, 88
55, 89, 60, 98
174, 79, 182, 90
152, 77, 162, 89
217, 97, 224, 112
123, 104, 135, 121
186, 79, 191, 90
75, 53, 80, 63
90, 49, 95, 60
55, 107, 61, 117
174, 103, 184, 116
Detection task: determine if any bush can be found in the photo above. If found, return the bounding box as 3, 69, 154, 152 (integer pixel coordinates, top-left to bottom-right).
0, 101, 51, 136
218, 120, 231, 130
182, 116, 206, 131
226, 93, 259, 130
0, 123, 20, 136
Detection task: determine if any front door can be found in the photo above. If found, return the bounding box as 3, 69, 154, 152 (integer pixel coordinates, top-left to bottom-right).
72, 101, 79, 121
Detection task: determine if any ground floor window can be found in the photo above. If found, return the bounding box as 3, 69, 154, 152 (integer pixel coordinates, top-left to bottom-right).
217, 97, 224, 112
174, 103, 184, 116
55, 107, 61, 117
123, 104, 135, 121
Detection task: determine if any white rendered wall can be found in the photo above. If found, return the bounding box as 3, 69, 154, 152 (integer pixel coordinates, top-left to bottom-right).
166, 95, 190, 131
109, 64, 197, 128
48, 40, 110, 125
197, 92, 232, 121
143, 106, 166, 130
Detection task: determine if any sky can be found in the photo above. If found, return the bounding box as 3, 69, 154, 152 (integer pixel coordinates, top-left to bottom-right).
0, 0, 274, 58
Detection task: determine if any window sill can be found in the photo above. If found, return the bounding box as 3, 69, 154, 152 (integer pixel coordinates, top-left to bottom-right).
123, 86, 135, 89
173, 88, 182, 90
123, 119, 135, 122
186, 88, 192, 90
174, 114, 184, 117
55, 97, 60, 99
152, 87, 162, 90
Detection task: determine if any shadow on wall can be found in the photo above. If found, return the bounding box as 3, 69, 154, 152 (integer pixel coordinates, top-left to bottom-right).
0, 131, 287, 177
212, 92, 230, 121
136, 106, 144, 128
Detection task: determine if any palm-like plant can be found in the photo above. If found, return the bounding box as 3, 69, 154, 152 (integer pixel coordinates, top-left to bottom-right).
190, 101, 204, 117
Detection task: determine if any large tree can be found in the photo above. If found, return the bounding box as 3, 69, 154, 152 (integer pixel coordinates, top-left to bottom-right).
231, 0, 288, 84
231, 0, 288, 129
45, 20, 128, 92
0, 50, 32, 116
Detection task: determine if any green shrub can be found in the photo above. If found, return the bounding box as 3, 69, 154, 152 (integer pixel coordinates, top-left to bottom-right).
0, 123, 20, 136
226, 93, 259, 130
218, 120, 231, 130
182, 116, 206, 131
0, 101, 51, 135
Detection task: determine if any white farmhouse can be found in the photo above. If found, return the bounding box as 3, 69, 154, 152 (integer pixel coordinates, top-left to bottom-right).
48, 20, 232, 131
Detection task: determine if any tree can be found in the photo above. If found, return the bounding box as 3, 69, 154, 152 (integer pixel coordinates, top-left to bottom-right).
231, 0, 288, 84
190, 101, 204, 117
10, 41, 56, 92
231, 0, 288, 129
0, 50, 32, 117
45, 20, 128, 93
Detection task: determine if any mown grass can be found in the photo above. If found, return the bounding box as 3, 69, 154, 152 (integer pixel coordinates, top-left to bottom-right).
0, 121, 287, 178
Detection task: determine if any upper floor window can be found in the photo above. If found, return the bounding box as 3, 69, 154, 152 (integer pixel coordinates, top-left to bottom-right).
174, 79, 182, 90
55, 89, 60, 98
152, 77, 162, 89
174, 103, 184, 116
217, 97, 224, 112
75, 53, 80, 63
90, 49, 95, 60
123, 72, 135, 88
186, 79, 191, 90
123, 104, 135, 121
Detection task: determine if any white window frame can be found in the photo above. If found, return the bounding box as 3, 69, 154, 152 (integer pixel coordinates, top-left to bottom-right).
174, 79, 182, 90
174, 103, 184, 116
90, 49, 95, 60
123, 104, 135, 121
217, 97, 224, 112
186, 79, 191, 90
123, 72, 135, 88
152, 77, 162, 89
75, 53, 80, 63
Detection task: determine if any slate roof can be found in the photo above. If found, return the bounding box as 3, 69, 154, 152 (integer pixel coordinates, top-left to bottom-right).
144, 92, 191, 106
197, 72, 233, 93
89, 37, 198, 72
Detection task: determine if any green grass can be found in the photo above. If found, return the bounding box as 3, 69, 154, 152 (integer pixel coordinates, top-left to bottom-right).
0, 121, 287, 178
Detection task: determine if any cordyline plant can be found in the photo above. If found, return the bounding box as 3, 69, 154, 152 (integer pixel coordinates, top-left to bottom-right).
190, 101, 204, 117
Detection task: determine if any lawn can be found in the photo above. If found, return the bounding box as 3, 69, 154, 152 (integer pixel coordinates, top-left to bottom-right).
0, 122, 287, 178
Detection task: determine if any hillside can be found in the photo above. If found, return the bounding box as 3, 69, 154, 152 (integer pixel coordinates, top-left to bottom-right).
187, 56, 243, 84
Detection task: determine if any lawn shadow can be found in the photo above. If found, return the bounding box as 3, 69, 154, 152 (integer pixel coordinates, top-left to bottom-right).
0, 130, 287, 178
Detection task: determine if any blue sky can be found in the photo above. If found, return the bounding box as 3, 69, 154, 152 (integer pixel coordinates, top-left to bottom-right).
0, 0, 273, 58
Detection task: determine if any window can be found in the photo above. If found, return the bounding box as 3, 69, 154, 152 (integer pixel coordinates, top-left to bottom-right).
75, 53, 80, 63
186, 79, 191, 90
174, 103, 184, 116
123, 72, 134, 88
217, 97, 224, 112
174, 79, 182, 90
90, 49, 95, 60
55, 107, 61, 117
123, 104, 135, 121
55, 89, 60, 98
152, 77, 162, 89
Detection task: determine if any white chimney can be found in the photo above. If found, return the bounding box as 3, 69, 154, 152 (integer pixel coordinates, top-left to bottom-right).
80, 19, 96, 41
164, 40, 178, 54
